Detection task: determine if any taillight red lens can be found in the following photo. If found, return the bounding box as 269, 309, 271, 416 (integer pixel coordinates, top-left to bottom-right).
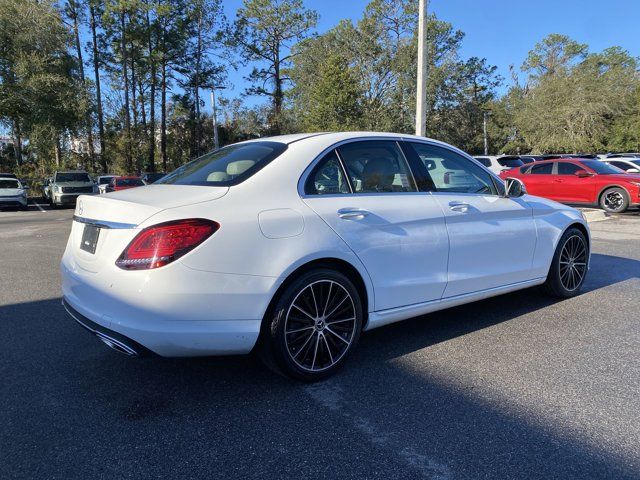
116, 219, 219, 270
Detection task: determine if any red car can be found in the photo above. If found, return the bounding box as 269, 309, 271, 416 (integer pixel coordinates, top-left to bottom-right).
500, 158, 640, 213
105, 176, 145, 193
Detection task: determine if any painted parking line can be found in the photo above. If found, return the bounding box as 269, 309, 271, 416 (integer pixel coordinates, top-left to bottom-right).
31, 200, 47, 213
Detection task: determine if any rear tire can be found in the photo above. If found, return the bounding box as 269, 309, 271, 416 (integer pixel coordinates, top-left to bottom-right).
599, 187, 628, 213
261, 269, 363, 382
543, 227, 589, 298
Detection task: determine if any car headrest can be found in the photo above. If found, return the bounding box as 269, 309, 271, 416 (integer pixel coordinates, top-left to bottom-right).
226, 160, 255, 176
206, 171, 230, 182
362, 158, 395, 191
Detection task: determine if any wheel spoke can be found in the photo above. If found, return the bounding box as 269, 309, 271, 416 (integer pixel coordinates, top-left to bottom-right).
327, 317, 355, 325
309, 284, 319, 318
286, 325, 315, 334
325, 294, 348, 320
311, 333, 320, 370
322, 333, 334, 364
292, 303, 316, 322
322, 282, 333, 317
325, 326, 349, 345
293, 331, 315, 359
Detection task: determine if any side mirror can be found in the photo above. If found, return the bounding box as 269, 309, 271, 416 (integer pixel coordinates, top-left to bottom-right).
504, 177, 527, 198
574, 169, 592, 178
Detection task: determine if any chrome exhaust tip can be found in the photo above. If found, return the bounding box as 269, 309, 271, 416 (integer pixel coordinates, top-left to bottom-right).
95, 332, 138, 356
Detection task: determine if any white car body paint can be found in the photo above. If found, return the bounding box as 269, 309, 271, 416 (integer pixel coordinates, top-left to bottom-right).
61, 132, 589, 357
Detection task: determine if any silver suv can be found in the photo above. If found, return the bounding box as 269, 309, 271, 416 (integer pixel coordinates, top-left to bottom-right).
50, 170, 97, 207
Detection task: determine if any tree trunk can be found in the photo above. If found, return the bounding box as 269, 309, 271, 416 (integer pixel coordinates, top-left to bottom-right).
194, 11, 203, 156
90, 2, 107, 173
146, 6, 156, 172
161, 57, 167, 172
273, 43, 282, 134
69, 0, 95, 171
120, 10, 133, 172
11, 119, 22, 166
55, 136, 62, 168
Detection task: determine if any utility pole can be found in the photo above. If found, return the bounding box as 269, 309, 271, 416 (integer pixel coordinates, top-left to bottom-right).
415, 0, 428, 137
210, 90, 219, 150
483, 111, 489, 155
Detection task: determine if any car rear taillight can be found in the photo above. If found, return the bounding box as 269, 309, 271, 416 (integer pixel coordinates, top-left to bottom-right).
116, 218, 219, 270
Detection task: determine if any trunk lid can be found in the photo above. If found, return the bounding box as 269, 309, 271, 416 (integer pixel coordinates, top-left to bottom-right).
69, 185, 228, 273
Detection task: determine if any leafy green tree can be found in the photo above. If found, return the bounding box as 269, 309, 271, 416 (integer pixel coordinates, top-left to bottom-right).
522, 33, 588, 79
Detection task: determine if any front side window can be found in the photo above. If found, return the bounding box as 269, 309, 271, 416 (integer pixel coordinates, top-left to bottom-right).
305, 151, 350, 195
157, 141, 288, 186
409, 143, 499, 195
336, 141, 417, 193
556, 162, 581, 175
528, 163, 553, 175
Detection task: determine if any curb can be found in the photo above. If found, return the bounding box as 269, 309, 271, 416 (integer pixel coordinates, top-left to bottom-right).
579, 208, 609, 223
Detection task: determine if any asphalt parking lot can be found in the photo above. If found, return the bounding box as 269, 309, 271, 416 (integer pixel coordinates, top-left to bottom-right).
1, 203, 639, 479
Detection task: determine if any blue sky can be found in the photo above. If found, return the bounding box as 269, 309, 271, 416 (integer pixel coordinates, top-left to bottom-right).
212, 0, 640, 111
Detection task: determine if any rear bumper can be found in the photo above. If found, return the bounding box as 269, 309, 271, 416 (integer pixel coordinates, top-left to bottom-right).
61, 253, 277, 357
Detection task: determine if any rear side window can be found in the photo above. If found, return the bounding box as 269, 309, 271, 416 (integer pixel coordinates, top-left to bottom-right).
528, 163, 553, 174
608, 161, 632, 171
305, 151, 350, 195
157, 141, 288, 186
337, 141, 417, 193
557, 162, 581, 175
475, 157, 492, 167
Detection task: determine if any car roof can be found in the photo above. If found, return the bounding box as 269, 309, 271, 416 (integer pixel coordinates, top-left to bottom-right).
55, 170, 89, 174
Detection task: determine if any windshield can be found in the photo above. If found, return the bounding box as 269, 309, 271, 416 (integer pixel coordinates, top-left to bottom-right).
631, 160, 640, 167
117, 178, 144, 187
98, 176, 114, 185
55, 172, 91, 183
579, 160, 624, 174
498, 158, 524, 168
157, 141, 288, 186
0, 179, 20, 189
144, 173, 166, 183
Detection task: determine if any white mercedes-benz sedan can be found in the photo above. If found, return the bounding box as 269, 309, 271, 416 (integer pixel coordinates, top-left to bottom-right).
61, 132, 590, 381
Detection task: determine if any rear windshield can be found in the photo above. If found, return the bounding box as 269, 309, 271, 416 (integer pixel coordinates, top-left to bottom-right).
117, 178, 144, 187
157, 141, 288, 186
55, 172, 91, 183
0, 179, 20, 189
579, 160, 623, 174
144, 173, 166, 183
498, 158, 524, 168
474, 157, 492, 167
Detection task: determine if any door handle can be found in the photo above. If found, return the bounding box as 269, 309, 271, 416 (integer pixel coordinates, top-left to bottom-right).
338, 208, 370, 220
448, 201, 470, 212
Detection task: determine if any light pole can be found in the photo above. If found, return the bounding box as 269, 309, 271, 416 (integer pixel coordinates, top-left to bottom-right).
415, 0, 428, 137
210, 87, 225, 150
483, 111, 490, 155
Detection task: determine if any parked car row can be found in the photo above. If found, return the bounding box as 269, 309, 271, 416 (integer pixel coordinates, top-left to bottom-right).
499, 158, 640, 213
40, 170, 166, 207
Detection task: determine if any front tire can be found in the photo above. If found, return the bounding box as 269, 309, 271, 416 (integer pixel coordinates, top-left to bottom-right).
543, 227, 589, 298
599, 187, 628, 213
262, 269, 363, 382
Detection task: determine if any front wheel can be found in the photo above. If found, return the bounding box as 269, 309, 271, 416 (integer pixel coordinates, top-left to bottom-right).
261, 269, 363, 382
543, 227, 589, 298
599, 187, 629, 213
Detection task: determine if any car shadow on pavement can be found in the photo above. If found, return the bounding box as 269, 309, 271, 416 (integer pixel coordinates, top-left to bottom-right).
1, 253, 639, 479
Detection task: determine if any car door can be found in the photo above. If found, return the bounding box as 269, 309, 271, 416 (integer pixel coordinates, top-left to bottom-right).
520, 162, 555, 198
553, 161, 596, 203
405, 142, 537, 298
302, 140, 449, 311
